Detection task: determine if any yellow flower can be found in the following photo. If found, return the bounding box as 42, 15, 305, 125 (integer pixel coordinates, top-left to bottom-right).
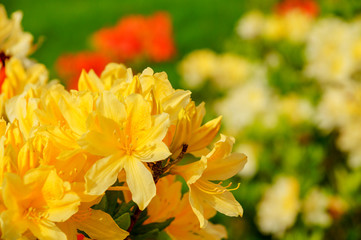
0, 119, 28, 183
0, 166, 80, 240
170, 101, 222, 157
1, 58, 47, 117
78, 63, 132, 92
0, 5, 33, 58
58, 197, 128, 240
146, 176, 227, 240
173, 135, 246, 227
80, 92, 171, 209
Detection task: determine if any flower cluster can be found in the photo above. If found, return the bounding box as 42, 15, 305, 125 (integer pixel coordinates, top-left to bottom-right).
93, 12, 176, 63
236, 0, 318, 43
0, 5, 246, 240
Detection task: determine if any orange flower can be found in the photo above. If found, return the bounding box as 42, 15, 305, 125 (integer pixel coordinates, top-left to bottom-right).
275, 0, 319, 17
56, 52, 111, 90
92, 12, 175, 62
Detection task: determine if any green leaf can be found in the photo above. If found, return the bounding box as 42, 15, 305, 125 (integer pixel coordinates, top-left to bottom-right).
114, 212, 131, 230
132, 229, 160, 240
133, 217, 174, 235
105, 190, 123, 215
91, 194, 108, 211
113, 201, 136, 219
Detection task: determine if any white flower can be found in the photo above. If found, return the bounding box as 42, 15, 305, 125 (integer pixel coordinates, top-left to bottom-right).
236, 11, 265, 39
302, 188, 332, 227
214, 68, 274, 133
304, 18, 361, 85
256, 176, 300, 237
178, 49, 217, 89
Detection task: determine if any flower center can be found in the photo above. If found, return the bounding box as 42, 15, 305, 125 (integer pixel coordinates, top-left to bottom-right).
24, 207, 49, 222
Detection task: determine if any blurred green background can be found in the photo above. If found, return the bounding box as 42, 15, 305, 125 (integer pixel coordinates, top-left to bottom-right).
4, 0, 282, 87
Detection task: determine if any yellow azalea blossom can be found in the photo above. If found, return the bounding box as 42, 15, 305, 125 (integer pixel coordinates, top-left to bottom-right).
58, 197, 128, 240
0, 166, 80, 240
79, 66, 191, 125
170, 101, 222, 157
0, 5, 33, 58
0, 58, 47, 117
173, 134, 247, 227
80, 92, 171, 209
146, 176, 227, 240
0, 119, 27, 183
78, 63, 133, 92
33, 84, 101, 185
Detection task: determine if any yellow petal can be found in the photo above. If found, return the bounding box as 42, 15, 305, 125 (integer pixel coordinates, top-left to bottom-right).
77, 209, 129, 240
85, 155, 124, 195
47, 191, 80, 222
78, 70, 104, 92
137, 113, 170, 147
28, 220, 67, 240
97, 91, 126, 124
0, 210, 28, 239
79, 118, 119, 156
136, 141, 171, 163
188, 116, 222, 153
192, 182, 243, 218
56, 221, 77, 240
203, 153, 247, 181
172, 157, 207, 185
161, 90, 191, 123
59, 91, 94, 135
124, 94, 152, 136
188, 185, 206, 228
124, 157, 156, 210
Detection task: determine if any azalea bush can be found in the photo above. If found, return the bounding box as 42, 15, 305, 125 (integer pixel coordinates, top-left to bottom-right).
178, 0, 361, 239
0, 4, 246, 240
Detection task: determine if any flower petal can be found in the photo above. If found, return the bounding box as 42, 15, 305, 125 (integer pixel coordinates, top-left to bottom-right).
188, 185, 206, 228
203, 153, 247, 181
77, 209, 129, 240
194, 182, 243, 218
188, 116, 222, 153
124, 158, 155, 210
85, 155, 124, 195
0, 210, 27, 239
28, 220, 67, 240
97, 91, 126, 123
47, 191, 80, 222
78, 70, 104, 92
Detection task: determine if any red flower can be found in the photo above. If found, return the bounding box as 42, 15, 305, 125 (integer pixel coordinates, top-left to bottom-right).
77, 234, 85, 240
0, 66, 6, 91
56, 52, 110, 90
275, 0, 319, 17
92, 12, 175, 62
